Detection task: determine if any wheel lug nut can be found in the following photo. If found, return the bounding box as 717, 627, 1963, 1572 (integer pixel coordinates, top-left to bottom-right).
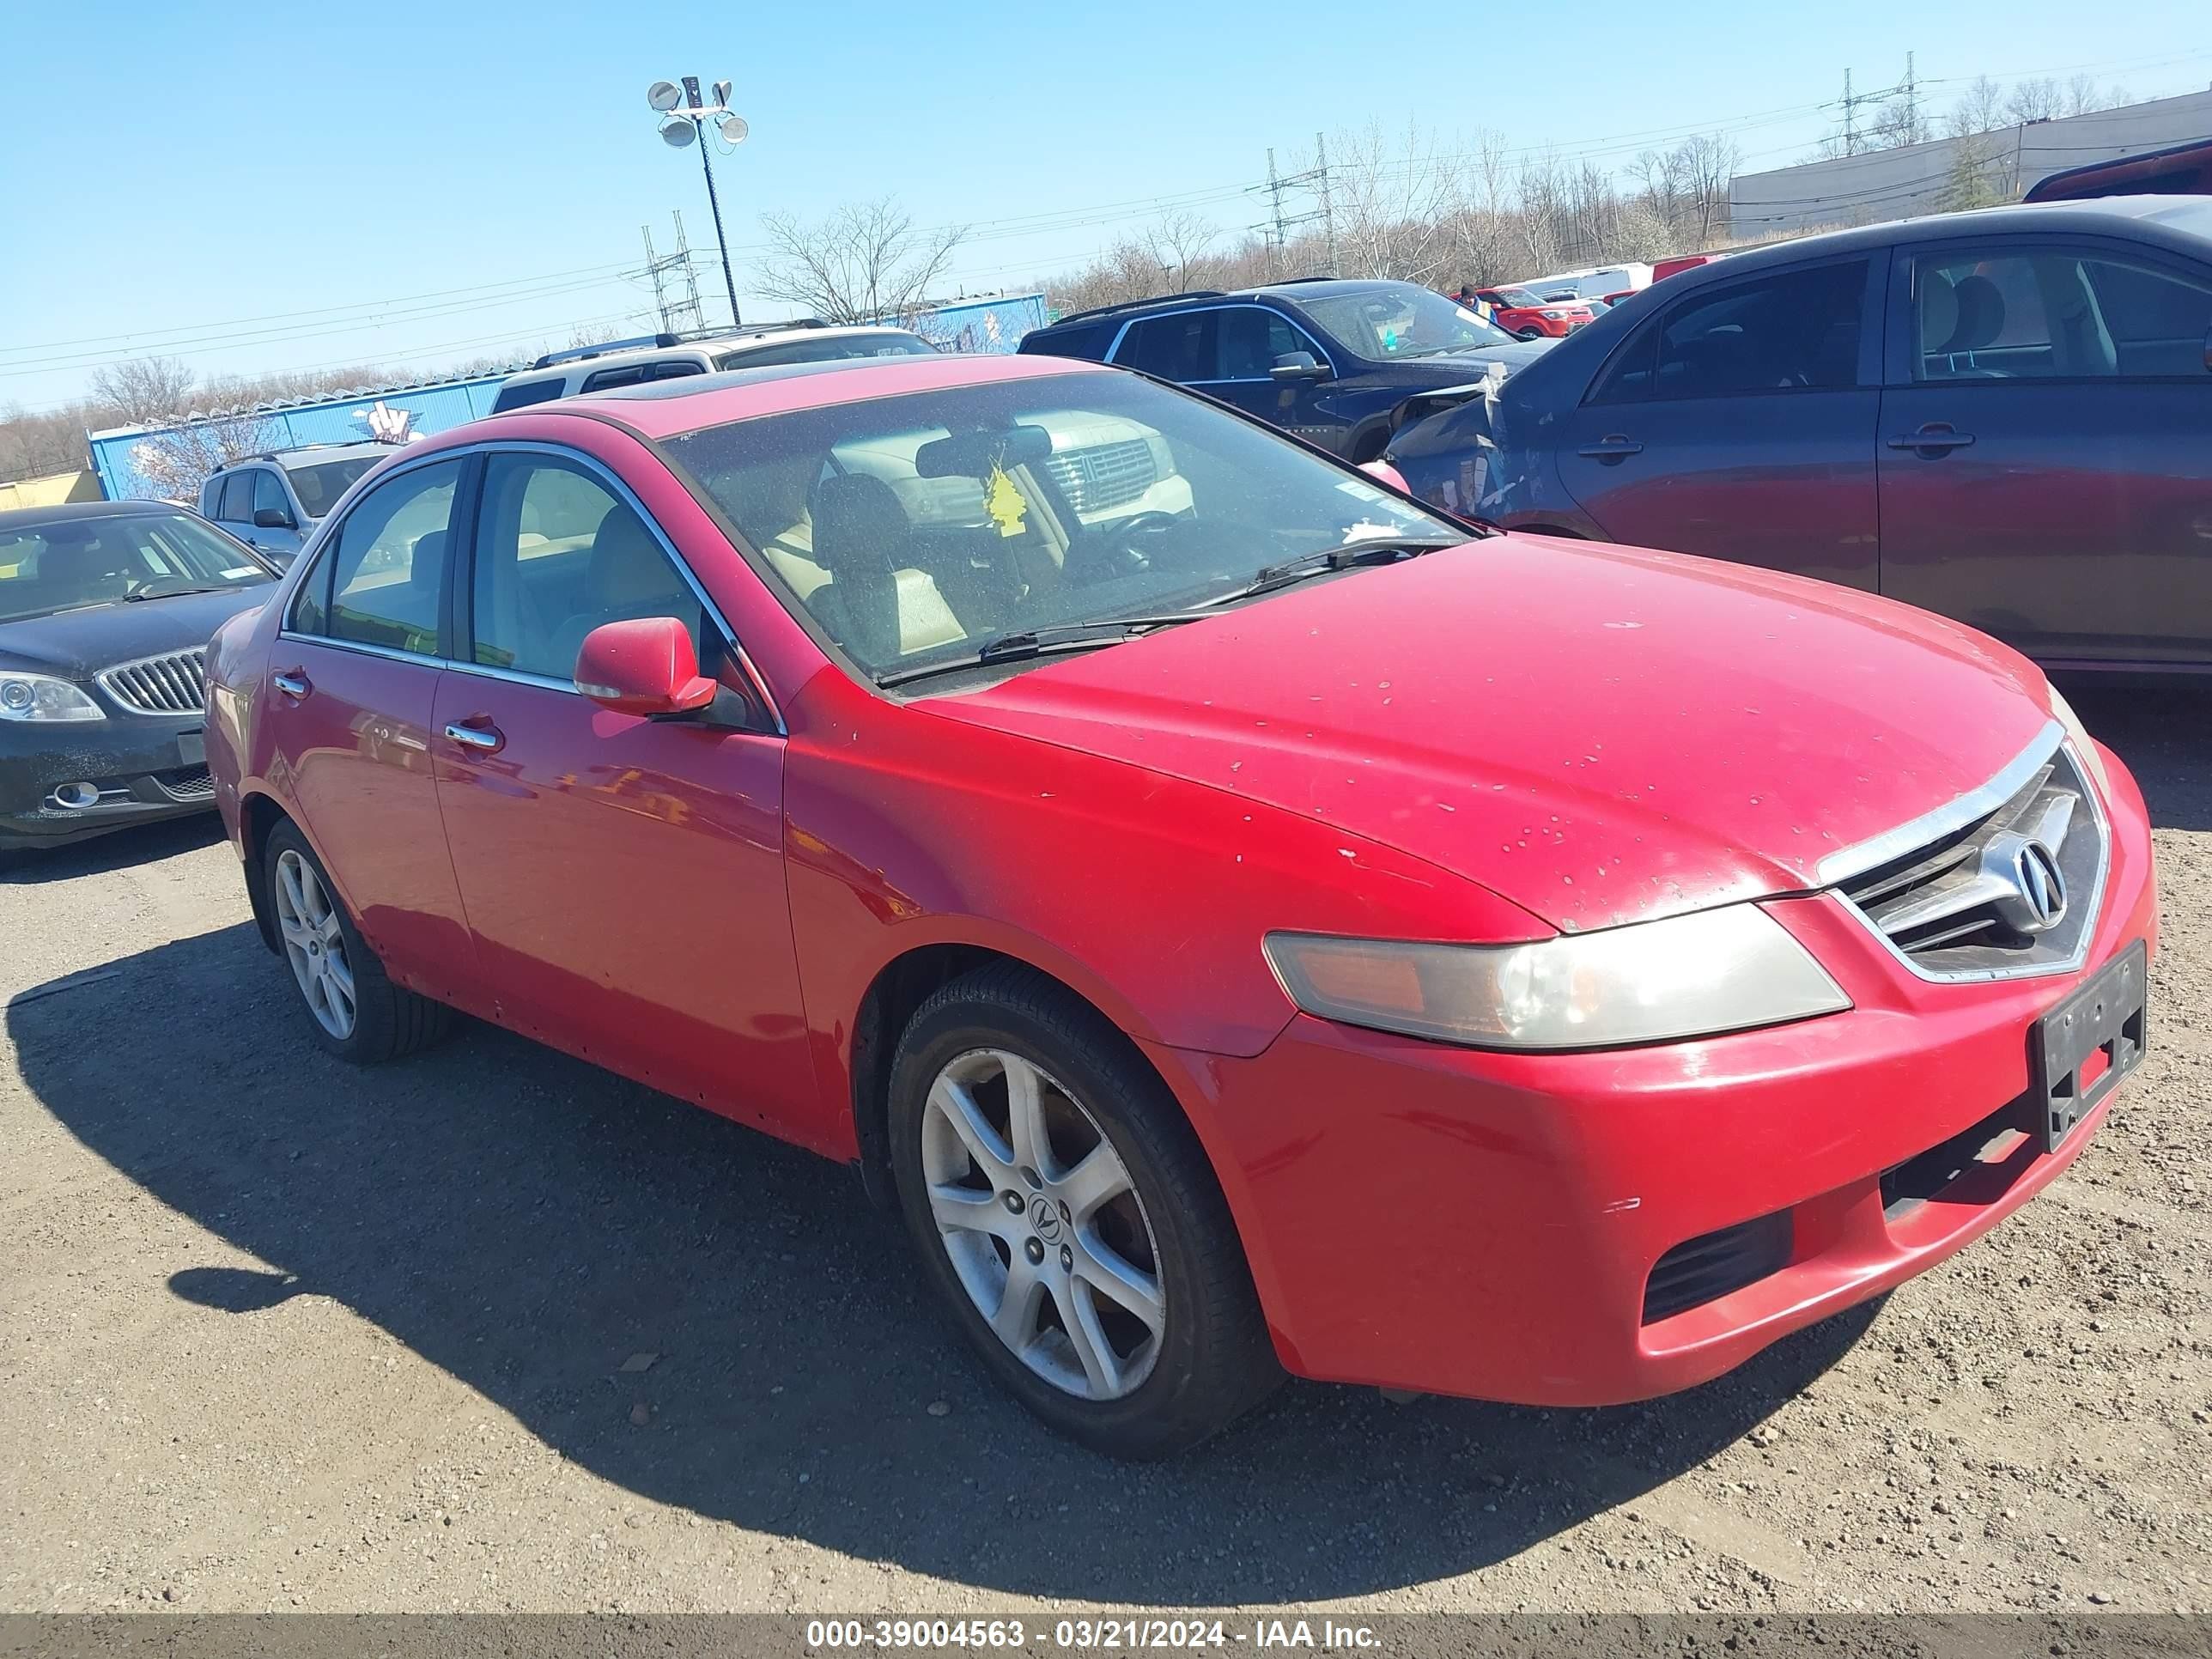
1002, 1191, 1024, 1215
1024, 1237, 1046, 1265
1058, 1245, 1073, 1271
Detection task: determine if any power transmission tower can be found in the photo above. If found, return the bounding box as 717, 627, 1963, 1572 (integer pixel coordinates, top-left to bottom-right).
1842, 69, 1857, 154
1901, 52, 1918, 144
641, 214, 706, 335
1249, 138, 1340, 279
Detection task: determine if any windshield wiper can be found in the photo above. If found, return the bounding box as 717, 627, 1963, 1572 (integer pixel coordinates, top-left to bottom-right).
877, 614, 1202, 688
1200, 538, 1462, 608
123, 583, 233, 602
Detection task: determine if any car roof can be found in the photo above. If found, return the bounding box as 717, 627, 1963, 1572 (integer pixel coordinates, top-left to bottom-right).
1667, 195, 2212, 283
474, 352, 1112, 442
1039, 276, 1432, 332
501, 325, 921, 386
0, 498, 196, 533
213, 441, 396, 471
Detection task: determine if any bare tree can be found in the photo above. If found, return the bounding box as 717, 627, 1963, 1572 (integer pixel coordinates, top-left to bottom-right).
88, 356, 198, 426
1946, 76, 2009, 140
125, 412, 278, 503
757, 198, 966, 326
1145, 211, 1225, 292
0, 403, 96, 483
1320, 120, 1457, 286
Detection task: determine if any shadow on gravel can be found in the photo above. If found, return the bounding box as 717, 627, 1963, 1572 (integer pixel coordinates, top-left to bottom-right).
11, 921, 1881, 1602
2053, 678, 2212, 834
0, 814, 226, 885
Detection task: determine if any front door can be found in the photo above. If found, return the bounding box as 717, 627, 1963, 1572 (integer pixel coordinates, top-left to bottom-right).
249, 468, 305, 562
1553, 256, 1885, 591
1194, 306, 1350, 453
430, 447, 817, 1139
263, 455, 475, 1003
1876, 236, 2212, 668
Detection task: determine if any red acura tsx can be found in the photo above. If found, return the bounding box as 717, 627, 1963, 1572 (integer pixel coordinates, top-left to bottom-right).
203, 351, 2157, 1456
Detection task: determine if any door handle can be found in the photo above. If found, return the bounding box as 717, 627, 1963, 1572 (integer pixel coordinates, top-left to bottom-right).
1888, 423, 1976, 453
271, 669, 311, 699
1577, 434, 1644, 461
443, 720, 503, 752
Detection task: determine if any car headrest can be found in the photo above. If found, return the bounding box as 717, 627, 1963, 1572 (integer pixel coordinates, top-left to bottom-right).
811, 474, 908, 578
1942, 273, 2006, 354
586, 507, 678, 607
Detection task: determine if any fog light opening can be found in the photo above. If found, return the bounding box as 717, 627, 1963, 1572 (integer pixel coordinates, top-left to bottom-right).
50, 781, 102, 811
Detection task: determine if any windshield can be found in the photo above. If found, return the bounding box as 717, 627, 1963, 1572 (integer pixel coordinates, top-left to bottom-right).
0, 511, 270, 624
1296, 285, 1517, 358
285, 456, 381, 518
1490, 288, 1544, 309
662, 372, 1461, 682
714, 332, 939, 371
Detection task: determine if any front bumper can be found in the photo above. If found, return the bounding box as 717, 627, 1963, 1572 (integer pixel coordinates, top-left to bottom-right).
1152, 745, 2159, 1406
0, 714, 216, 848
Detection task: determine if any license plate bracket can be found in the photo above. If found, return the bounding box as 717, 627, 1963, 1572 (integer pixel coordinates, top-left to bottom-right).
177, 731, 205, 767
2028, 939, 2148, 1153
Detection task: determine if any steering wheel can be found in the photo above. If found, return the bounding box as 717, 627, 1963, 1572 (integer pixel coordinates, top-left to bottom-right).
1066, 511, 1183, 586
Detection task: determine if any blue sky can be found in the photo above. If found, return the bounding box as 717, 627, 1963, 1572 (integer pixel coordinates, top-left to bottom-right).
3, 1, 2209, 413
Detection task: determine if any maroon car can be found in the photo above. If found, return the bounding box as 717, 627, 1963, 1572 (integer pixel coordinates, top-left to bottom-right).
1391, 197, 2212, 672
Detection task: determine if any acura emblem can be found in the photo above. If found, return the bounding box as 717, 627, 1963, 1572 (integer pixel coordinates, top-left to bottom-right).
1986, 832, 2068, 933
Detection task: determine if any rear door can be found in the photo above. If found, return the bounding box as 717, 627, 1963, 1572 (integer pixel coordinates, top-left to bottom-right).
211, 471, 258, 544
264, 455, 477, 1002
1876, 234, 2212, 667
1553, 257, 1885, 590
429, 444, 816, 1137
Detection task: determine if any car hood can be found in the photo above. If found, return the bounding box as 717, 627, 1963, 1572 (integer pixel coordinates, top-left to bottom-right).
0, 585, 276, 678
923, 537, 2054, 933
1413, 339, 1553, 376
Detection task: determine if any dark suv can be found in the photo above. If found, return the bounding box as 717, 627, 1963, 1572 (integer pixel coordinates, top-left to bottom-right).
1017, 279, 1551, 462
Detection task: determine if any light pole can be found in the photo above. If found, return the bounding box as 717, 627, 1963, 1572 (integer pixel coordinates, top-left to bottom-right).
648, 77, 748, 329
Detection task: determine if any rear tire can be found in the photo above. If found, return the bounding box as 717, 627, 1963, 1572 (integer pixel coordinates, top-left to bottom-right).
263, 820, 451, 1064
889, 963, 1280, 1458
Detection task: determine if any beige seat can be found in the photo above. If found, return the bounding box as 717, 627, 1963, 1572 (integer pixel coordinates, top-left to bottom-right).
804, 475, 963, 664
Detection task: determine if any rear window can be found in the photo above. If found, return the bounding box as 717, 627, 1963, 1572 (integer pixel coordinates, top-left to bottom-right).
1019, 320, 1115, 361
284, 456, 380, 519
490, 378, 567, 412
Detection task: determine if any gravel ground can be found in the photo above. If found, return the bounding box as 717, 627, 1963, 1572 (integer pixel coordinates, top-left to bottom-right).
0, 681, 2205, 1618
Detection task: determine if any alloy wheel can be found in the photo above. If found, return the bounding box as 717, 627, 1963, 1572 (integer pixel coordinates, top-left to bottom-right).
920, 1048, 1166, 1400
273, 848, 356, 1040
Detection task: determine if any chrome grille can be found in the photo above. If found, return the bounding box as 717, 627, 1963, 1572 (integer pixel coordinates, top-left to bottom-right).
1042, 439, 1158, 514
1830, 731, 2106, 981
97, 648, 208, 715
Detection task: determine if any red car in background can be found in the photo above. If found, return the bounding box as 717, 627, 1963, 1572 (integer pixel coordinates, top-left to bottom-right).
205, 351, 2155, 1456
1473, 284, 1597, 337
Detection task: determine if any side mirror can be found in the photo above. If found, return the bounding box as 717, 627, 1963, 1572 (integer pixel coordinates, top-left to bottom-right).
1270, 351, 1330, 383
1358, 459, 1411, 493
574, 617, 716, 718
252, 506, 295, 529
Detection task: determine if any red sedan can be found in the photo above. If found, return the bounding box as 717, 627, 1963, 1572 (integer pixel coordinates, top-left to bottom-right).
204, 352, 2157, 1457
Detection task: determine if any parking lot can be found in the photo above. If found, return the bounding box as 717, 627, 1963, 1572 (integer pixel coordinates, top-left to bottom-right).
1, 680, 2206, 1618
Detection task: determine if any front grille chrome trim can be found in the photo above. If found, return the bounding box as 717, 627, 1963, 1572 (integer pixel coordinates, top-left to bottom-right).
95, 647, 210, 716
1824, 722, 2111, 985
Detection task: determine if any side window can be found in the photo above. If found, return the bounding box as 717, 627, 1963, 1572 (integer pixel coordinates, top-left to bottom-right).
1589, 319, 1662, 404
1916, 246, 2212, 380
217, 471, 254, 521
198, 476, 222, 516
325, 460, 462, 655
647, 359, 706, 381
1114, 313, 1216, 381
289, 544, 331, 635
470, 453, 706, 682
252, 469, 292, 523
1652, 261, 1868, 398
1212, 308, 1320, 379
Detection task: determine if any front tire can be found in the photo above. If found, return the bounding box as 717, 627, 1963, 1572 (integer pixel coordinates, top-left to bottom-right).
263, 820, 450, 1063
889, 964, 1280, 1457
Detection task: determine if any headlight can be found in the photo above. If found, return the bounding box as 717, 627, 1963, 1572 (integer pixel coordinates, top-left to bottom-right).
1541, 309, 1565, 319
1264, 905, 1850, 1050
2045, 686, 2111, 797
0, 672, 104, 723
